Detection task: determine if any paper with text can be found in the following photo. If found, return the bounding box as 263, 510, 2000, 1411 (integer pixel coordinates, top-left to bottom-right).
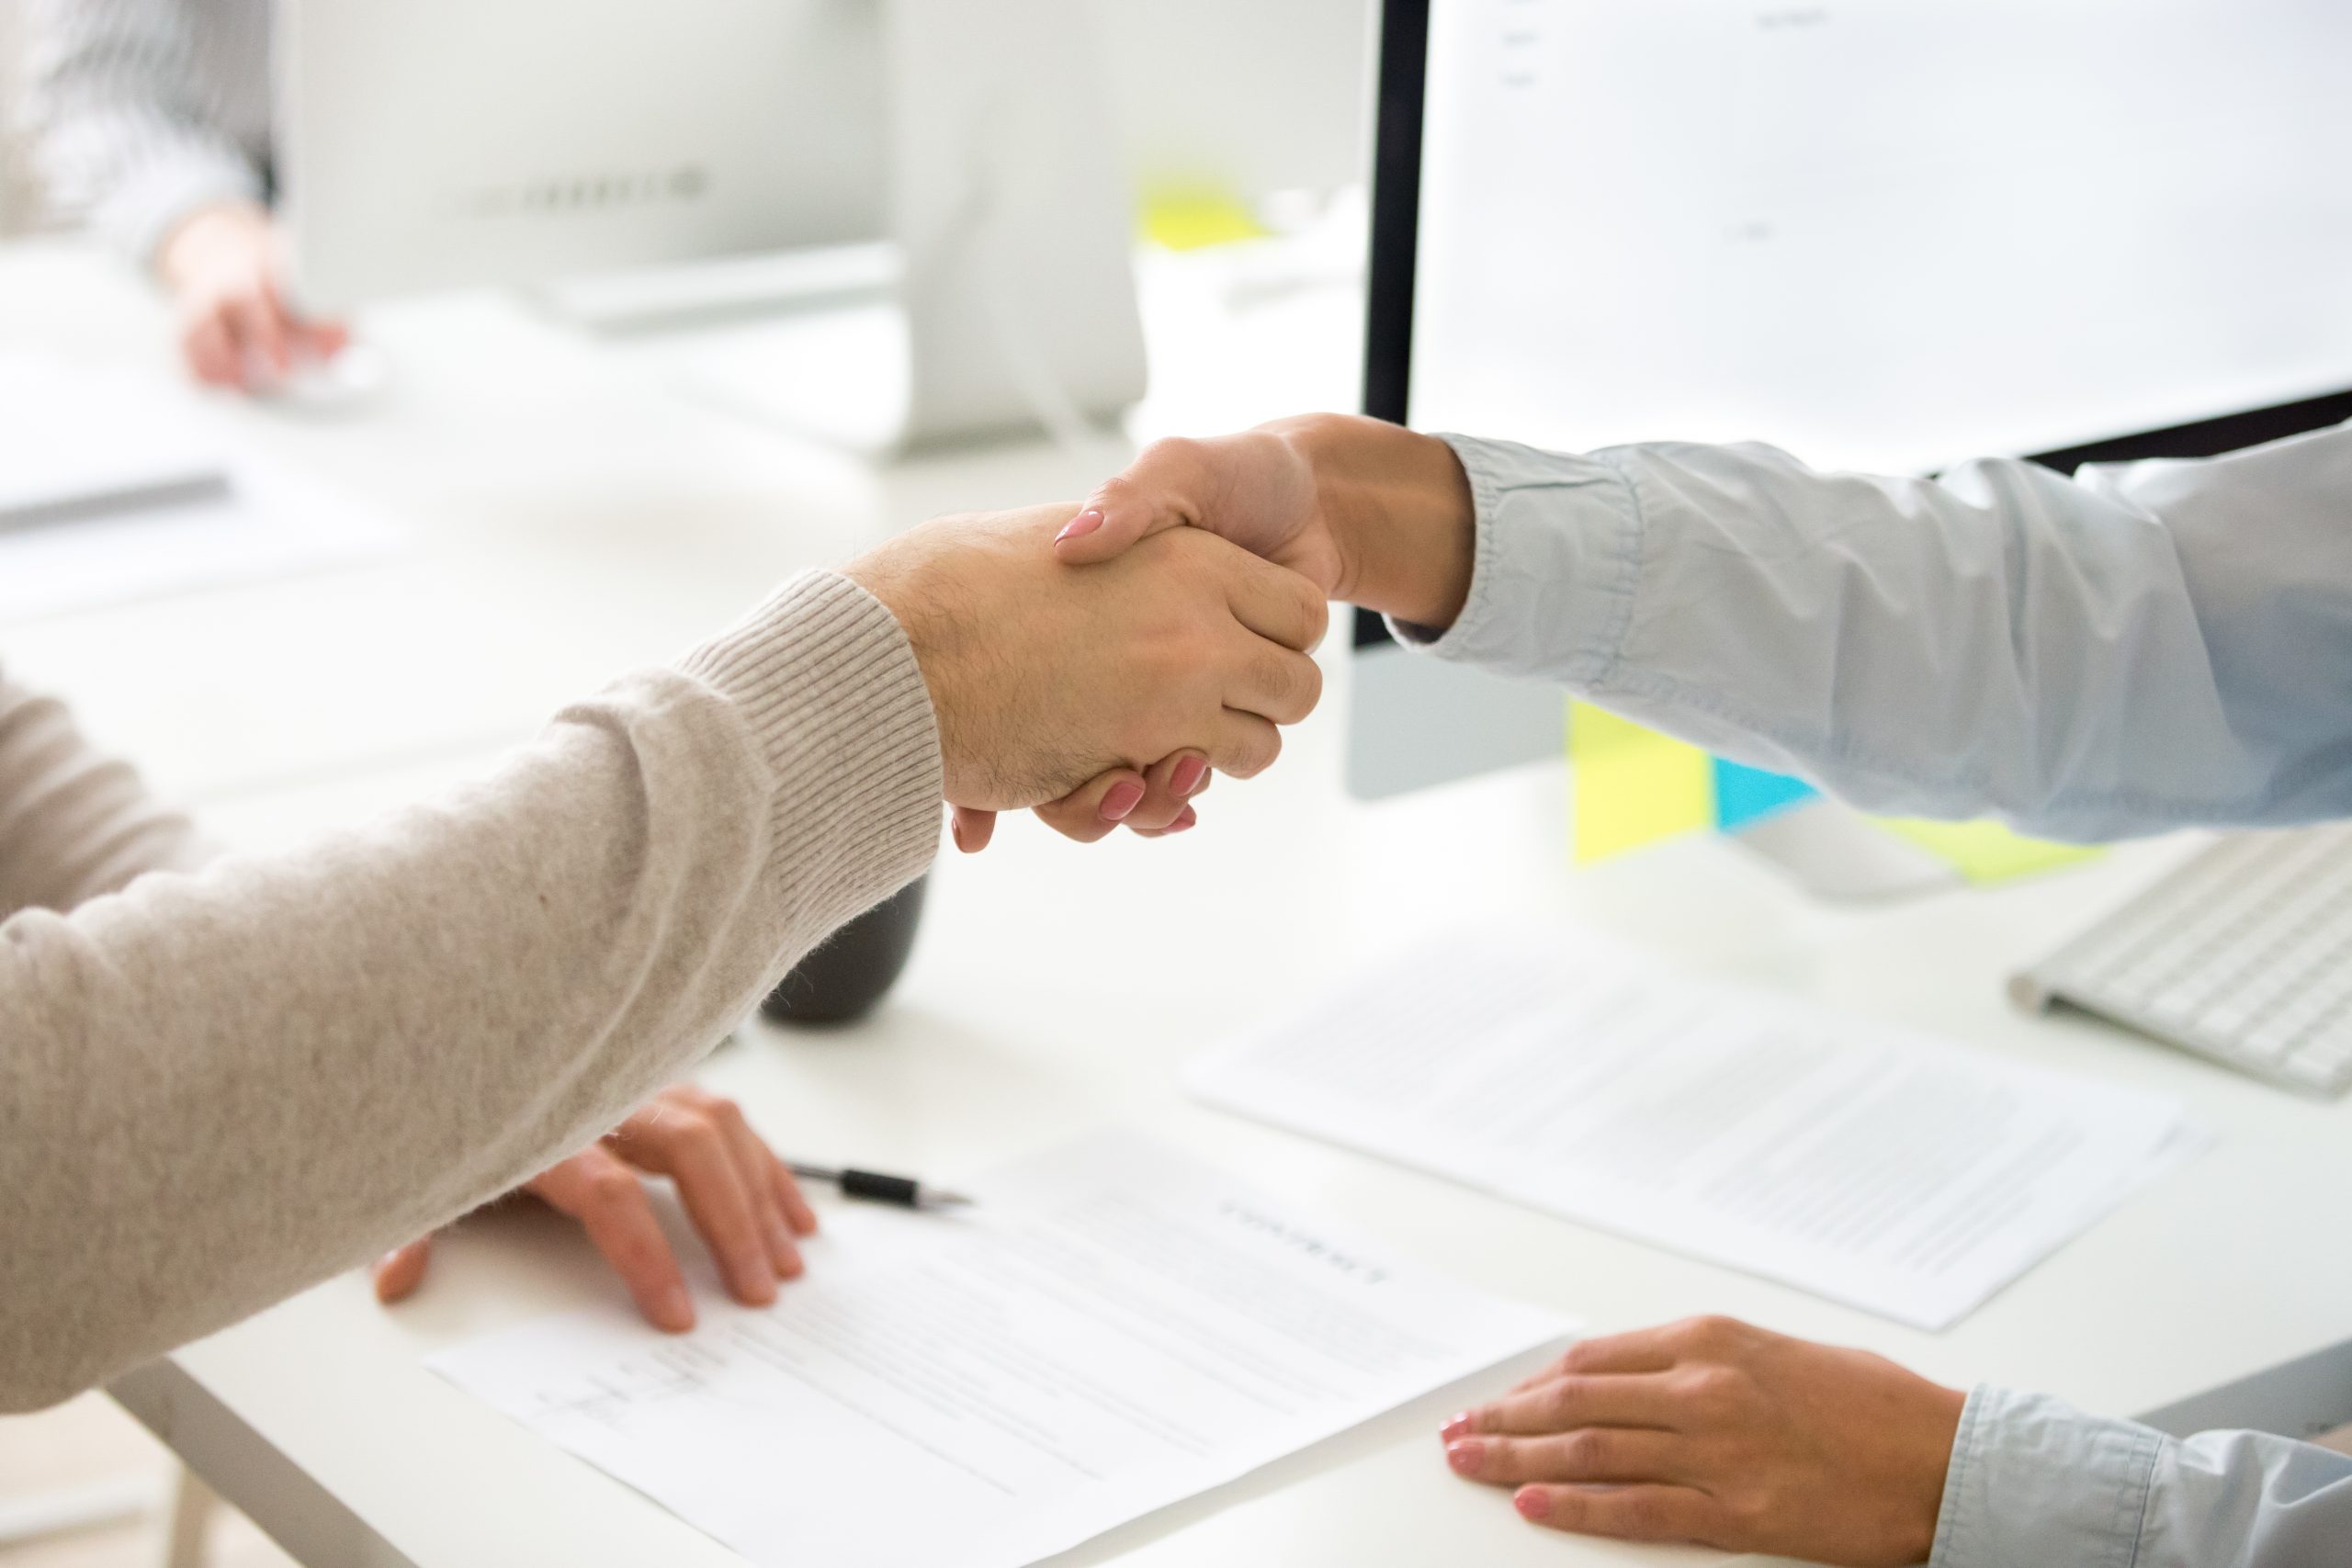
1190, 927, 2204, 1330
0, 355, 398, 625
429, 1136, 1570, 1568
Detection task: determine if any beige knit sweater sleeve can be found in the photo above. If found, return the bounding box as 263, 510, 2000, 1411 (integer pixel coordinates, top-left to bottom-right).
0, 571, 942, 1411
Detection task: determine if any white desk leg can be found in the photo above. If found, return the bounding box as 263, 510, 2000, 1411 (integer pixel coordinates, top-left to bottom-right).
162, 1464, 216, 1568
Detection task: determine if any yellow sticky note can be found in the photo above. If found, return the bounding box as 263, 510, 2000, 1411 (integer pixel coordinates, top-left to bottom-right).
1569, 703, 1713, 863
1139, 186, 1270, 252
1876, 818, 2102, 886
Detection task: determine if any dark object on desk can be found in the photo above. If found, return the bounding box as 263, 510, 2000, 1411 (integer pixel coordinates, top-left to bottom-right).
761, 874, 928, 1025
787, 1162, 972, 1211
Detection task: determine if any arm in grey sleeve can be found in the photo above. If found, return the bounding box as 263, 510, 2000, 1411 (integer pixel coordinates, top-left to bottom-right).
1402, 423, 2352, 840
25, 0, 265, 263
1932, 1385, 2352, 1568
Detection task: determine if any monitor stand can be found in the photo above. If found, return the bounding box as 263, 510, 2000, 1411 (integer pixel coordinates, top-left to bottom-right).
1735, 798, 1958, 902
533, 0, 1146, 456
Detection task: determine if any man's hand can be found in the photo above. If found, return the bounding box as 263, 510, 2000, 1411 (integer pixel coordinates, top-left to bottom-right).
1439, 1316, 1965, 1567
374, 1085, 815, 1333
844, 504, 1325, 847
157, 201, 348, 391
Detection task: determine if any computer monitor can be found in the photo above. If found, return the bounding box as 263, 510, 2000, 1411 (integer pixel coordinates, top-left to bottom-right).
277, 0, 884, 309
277, 0, 1148, 450
1350, 0, 2352, 817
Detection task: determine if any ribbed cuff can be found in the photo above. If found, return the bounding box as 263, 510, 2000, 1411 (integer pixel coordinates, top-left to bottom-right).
679, 570, 943, 926
1930, 1386, 2164, 1568
1385, 433, 1646, 688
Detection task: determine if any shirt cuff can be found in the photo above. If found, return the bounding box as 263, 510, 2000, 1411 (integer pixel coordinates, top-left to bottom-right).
678, 570, 944, 925
1385, 433, 1646, 687
100, 149, 265, 268
1930, 1385, 2165, 1568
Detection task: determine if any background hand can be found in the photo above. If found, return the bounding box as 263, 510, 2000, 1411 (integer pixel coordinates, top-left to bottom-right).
846, 505, 1325, 819
374, 1085, 816, 1333
157, 201, 349, 391
1440, 1316, 1964, 1567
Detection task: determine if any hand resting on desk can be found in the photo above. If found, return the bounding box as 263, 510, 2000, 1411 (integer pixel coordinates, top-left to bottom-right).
1442, 1315, 1964, 1566
374, 1084, 817, 1333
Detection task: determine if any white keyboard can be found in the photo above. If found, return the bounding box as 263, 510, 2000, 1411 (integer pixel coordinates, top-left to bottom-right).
2011, 826, 2352, 1096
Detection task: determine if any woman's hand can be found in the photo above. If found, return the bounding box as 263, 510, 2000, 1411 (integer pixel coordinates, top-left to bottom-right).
157, 201, 348, 391
1442, 1316, 1965, 1567
1053, 414, 1476, 629
374, 1085, 817, 1332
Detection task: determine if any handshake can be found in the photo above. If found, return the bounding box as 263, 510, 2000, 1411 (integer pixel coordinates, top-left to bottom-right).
843, 414, 1477, 847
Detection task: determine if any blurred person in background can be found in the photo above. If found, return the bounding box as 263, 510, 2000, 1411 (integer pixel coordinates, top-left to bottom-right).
25, 0, 343, 389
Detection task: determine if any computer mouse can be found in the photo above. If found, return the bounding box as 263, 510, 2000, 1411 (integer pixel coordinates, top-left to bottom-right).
255, 342, 392, 416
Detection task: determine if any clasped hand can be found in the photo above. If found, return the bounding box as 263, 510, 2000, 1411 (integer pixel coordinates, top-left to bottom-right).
843, 502, 1329, 848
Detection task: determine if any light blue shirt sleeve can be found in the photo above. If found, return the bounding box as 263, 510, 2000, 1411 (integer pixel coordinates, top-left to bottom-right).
1933, 1385, 2352, 1568
1399, 423, 2352, 840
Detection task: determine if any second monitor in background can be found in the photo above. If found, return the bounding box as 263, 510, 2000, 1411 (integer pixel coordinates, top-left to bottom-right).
275, 0, 1147, 450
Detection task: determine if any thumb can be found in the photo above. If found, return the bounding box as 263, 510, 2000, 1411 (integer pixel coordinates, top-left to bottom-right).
372, 1236, 434, 1303
949, 805, 998, 853
1053, 438, 1216, 565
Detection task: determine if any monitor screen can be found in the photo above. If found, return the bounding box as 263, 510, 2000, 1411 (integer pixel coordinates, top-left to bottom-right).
1393, 0, 2352, 477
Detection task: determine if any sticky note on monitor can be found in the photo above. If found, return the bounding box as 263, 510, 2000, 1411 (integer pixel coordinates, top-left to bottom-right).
1568, 703, 1713, 863
1713, 758, 1818, 831
1877, 818, 2102, 885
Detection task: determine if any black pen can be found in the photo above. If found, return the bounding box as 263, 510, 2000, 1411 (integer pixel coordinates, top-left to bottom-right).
787, 1162, 974, 1211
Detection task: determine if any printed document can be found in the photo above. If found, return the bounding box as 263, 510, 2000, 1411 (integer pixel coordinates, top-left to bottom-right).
431, 1135, 1570, 1568
1190, 927, 2203, 1329
0, 356, 396, 624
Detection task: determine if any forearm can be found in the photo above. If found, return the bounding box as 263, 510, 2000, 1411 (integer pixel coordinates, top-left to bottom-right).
0, 572, 940, 1410
1374, 423, 2352, 839
1933, 1386, 2352, 1567
0, 676, 211, 915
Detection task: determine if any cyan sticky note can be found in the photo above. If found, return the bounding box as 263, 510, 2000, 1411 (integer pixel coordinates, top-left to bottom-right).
1713, 759, 1817, 832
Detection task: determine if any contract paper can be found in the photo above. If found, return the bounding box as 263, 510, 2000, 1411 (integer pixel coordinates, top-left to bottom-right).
0, 356, 397, 625
1190, 927, 2204, 1330
430, 1135, 1570, 1568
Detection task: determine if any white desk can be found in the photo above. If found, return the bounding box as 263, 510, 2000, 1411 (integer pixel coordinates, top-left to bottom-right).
6, 238, 2350, 1567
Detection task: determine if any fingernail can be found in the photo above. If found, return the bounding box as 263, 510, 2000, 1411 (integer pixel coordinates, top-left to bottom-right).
1101, 780, 1147, 821
656, 1287, 696, 1332
1170, 756, 1208, 797
1514, 1487, 1548, 1521
1445, 1439, 1484, 1474
1439, 1412, 1474, 1442
1166, 807, 1197, 833
950, 817, 967, 852
1056, 508, 1105, 544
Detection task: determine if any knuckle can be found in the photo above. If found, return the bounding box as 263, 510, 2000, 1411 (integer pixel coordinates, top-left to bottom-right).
1297, 584, 1330, 641
1231, 729, 1281, 778
1617, 1493, 1672, 1538
1137, 434, 1201, 475
1677, 1314, 1740, 1350
584, 1165, 641, 1210
1559, 1428, 1610, 1474
1291, 655, 1325, 715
